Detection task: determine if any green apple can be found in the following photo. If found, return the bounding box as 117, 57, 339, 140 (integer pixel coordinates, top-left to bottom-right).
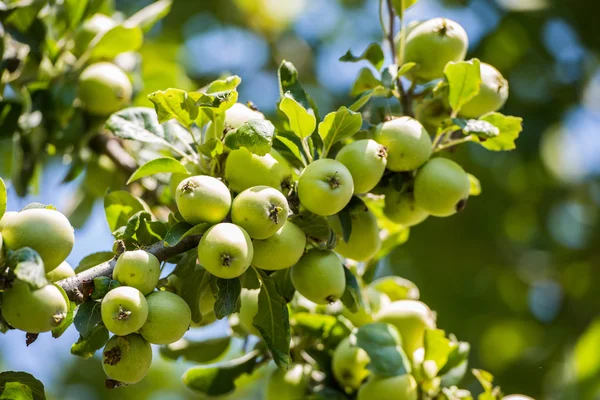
368, 276, 420, 302
375, 117, 432, 172
1, 280, 68, 333
225, 103, 265, 130
1, 208, 74, 272
335, 139, 387, 194
357, 374, 418, 400
342, 286, 391, 327
290, 250, 346, 304
139, 291, 191, 345
101, 286, 149, 336
197, 223, 253, 279
329, 207, 380, 262
502, 396, 535, 400
102, 334, 152, 384
78, 62, 132, 116
191, 288, 217, 328
376, 300, 436, 358
46, 261, 75, 282
384, 190, 429, 227
231, 186, 290, 239
73, 14, 116, 57
332, 337, 370, 390
0, 211, 17, 230
265, 363, 308, 400
225, 148, 293, 193
404, 18, 468, 82
112, 250, 161, 295
459, 62, 509, 118
238, 287, 261, 337
176, 175, 232, 225
413, 158, 470, 217
252, 221, 306, 270
297, 159, 354, 216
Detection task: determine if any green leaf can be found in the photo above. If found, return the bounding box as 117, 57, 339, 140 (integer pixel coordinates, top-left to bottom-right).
124, 0, 172, 33
193, 90, 238, 113
214, 278, 241, 319
472, 369, 495, 393
205, 76, 242, 92
391, 0, 419, 16
355, 322, 411, 377
103, 190, 148, 233
289, 212, 332, 243
90, 277, 121, 300
178, 257, 211, 323
112, 210, 153, 241
198, 138, 224, 159
105, 107, 173, 146
477, 113, 523, 151
468, 174, 481, 196
223, 120, 275, 156
453, 118, 499, 139
368, 276, 420, 302
337, 210, 352, 243
398, 62, 417, 76
574, 317, 600, 383
7, 248, 47, 289
0, 381, 33, 400
272, 268, 295, 303
292, 313, 351, 348
164, 222, 210, 247
127, 157, 189, 184
340, 266, 362, 313
73, 301, 103, 339
89, 25, 143, 59
253, 268, 292, 369
182, 350, 260, 396
439, 342, 470, 387
0, 371, 45, 400
351, 68, 383, 97
444, 59, 481, 115
423, 329, 454, 378
348, 86, 392, 112
148, 89, 199, 127
279, 94, 316, 139
339, 43, 384, 70
52, 300, 75, 339
278, 60, 319, 119
160, 336, 231, 364
318, 106, 362, 156
74, 252, 114, 273
70, 325, 109, 359
274, 131, 306, 165
0, 177, 6, 220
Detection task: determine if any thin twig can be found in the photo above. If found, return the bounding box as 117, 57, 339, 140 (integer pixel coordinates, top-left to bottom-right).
434, 135, 474, 152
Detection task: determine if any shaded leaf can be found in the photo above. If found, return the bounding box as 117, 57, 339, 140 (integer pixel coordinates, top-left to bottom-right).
289, 212, 332, 243
160, 336, 231, 364
214, 278, 241, 319
355, 322, 411, 377
224, 120, 275, 156
127, 157, 189, 184
340, 266, 362, 313
90, 277, 121, 300
440, 342, 470, 387
444, 59, 481, 115
73, 301, 103, 339
198, 138, 224, 159
348, 86, 392, 112
7, 248, 47, 289
351, 68, 382, 97
0, 371, 45, 400
125, 0, 172, 32
164, 222, 210, 247
279, 94, 316, 139
89, 25, 143, 59
272, 268, 295, 303
52, 300, 75, 339
103, 190, 148, 233
74, 252, 114, 273
70, 325, 109, 359
339, 43, 384, 70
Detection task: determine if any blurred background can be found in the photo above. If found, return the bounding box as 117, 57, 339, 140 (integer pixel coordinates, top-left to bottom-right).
1, 0, 600, 399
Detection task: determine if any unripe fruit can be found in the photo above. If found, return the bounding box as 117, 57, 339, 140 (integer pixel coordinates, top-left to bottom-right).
265, 363, 308, 400
231, 186, 290, 239
0, 211, 17, 230
2, 208, 74, 272
298, 159, 354, 216
225, 103, 265, 130
459, 62, 509, 118
335, 139, 387, 194
191, 288, 217, 328
357, 374, 418, 400
197, 223, 253, 279
46, 261, 75, 282
329, 208, 380, 262
291, 250, 346, 304
238, 288, 260, 336
113, 250, 161, 295
404, 18, 468, 82
375, 117, 432, 172
78, 62, 132, 116
139, 291, 191, 345
252, 221, 306, 270
176, 175, 232, 225
376, 300, 436, 358
101, 286, 149, 336
225, 148, 293, 193
502, 396, 535, 400
73, 14, 116, 57
102, 334, 152, 384
413, 158, 470, 217
332, 337, 370, 390
1, 280, 68, 333
342, 286, 391, 327
384, 190, 429, 227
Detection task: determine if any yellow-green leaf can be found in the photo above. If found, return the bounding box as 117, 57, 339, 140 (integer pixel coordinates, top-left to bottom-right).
279, 94, 316, 139
444, 59, 481, 115
127, 157, 190, 184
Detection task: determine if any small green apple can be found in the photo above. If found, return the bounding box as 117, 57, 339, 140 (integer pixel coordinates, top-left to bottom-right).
1, 280, 68, 333
225, 148, 293, 193
176, 175, 232, 225
78, 62, 132, 116
384, 190, 429, 227
1, 208, 74, 272
231, 186, 290, 239
291, 250, 346, 304
332, 337, 371, 390
46, 261, 75, 282
139, 291, 191, 345
101, 286, 149, 336
335, 139, 387, 194
113, 250, 161, 295
265, 363, 308, 400
252, 221, 306, 270
197, 223, 253, 279
102, 334, 152, 384
502, 396, 535, 400
191, 288, 217, 328
0, 211, 17, 230
375, 117, 432, 172
357, 374, 418, 400
342, 286, 391, 327
459, 62, 509, 118
404, 18, 468, 82
224, 103, 265, 130
297, 159, 354, 216
413, 158, 470, 217
329, 207, 380, 262
238, 287, 261, 337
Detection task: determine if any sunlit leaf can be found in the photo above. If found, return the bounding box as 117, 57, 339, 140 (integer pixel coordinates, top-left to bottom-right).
279, 94, 316, 139
148, 89, 199, 127
444, 59, 481, 115
7, 248, 47, 289
127, 157, 190, 184
477, 113, 523, 151
89, 25, 143, 59
0, 371, 46, 400
339, 43, 385, 70
125, 0, 172, 33
319, 106, 362, 156
223, 120, 275, 156
160, 336, 231, 364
